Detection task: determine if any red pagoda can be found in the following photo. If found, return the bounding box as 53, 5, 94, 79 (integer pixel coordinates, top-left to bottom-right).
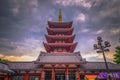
43, 10, 77, 53
35, 9, 86, 80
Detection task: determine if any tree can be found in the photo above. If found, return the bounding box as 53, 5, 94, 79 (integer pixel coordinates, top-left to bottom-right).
113, 46, 120, 64
0, 58, 9, 62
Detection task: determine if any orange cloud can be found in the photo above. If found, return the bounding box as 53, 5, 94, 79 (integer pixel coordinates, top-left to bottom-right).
1, 54, 37, 61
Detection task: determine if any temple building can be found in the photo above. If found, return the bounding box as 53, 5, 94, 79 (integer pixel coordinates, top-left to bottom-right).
0, 10, 120, 80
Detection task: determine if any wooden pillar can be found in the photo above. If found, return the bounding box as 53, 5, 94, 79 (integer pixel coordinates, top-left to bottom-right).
77, 71, 80, 80
52, 65, 55, 80
24, 72, 29, 80
40, 70, 43, 80
66, 66, 69, 80
4, 77, 8, 80
40, 65, 44, 80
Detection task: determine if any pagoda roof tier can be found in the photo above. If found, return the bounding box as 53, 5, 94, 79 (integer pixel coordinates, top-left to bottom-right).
45, 34, 75, 43
47, 27, 73, 35
35, 52, 86, 64
48, 21, 73, 28
43, 42, 77, 53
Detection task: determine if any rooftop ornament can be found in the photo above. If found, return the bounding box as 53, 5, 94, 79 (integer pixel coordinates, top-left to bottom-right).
58, 9, 62, 22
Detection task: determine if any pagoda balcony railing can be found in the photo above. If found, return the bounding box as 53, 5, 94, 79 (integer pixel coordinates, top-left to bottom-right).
40, 51, 81, 54
48, 21, 73, 28
47, 27, 73, 32
46, 35, 75, 39
44, 43, 77, 46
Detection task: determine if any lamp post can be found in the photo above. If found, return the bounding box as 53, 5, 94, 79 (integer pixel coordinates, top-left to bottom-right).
93, 36, 111, 80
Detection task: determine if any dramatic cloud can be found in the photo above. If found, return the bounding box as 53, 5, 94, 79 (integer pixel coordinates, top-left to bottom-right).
81, 28, 90, 33
110, 28, 120, 35
0, 0, 120, 62
96, 29, 104, 34
74, 13, 86, 22
54, 0, 93, 9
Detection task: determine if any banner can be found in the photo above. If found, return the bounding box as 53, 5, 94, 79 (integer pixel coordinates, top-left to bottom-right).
98, 72, 120, 79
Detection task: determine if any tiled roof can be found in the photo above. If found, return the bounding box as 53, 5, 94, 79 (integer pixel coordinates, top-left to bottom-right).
80, 62, 120, 70
7, 62, 41, 70
35, 52, 86, 64
48, 21, 73, 28
6, 62, 120, 71
1, 61, 120, 72
0, 63, 14, 73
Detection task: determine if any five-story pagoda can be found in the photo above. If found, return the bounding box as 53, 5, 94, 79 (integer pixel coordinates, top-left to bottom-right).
35, 9, 86, 80
44, 9, 77, 53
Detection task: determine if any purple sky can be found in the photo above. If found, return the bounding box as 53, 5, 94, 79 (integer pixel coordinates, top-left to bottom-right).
0, 0, 120, 62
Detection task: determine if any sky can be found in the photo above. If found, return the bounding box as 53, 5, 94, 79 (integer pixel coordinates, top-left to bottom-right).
0, 0, 120, 62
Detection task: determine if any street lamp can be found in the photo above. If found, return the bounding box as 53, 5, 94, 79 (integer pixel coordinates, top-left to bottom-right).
93, 36, 111, 80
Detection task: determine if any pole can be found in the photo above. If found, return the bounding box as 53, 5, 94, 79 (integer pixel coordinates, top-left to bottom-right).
101, 46, 111, 80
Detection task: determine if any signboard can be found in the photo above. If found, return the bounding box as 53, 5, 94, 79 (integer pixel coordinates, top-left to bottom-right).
85, 75, 97, 80
98, 72, 120, 79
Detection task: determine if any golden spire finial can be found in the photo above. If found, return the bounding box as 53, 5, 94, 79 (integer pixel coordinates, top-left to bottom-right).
58, 9, 62, 22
